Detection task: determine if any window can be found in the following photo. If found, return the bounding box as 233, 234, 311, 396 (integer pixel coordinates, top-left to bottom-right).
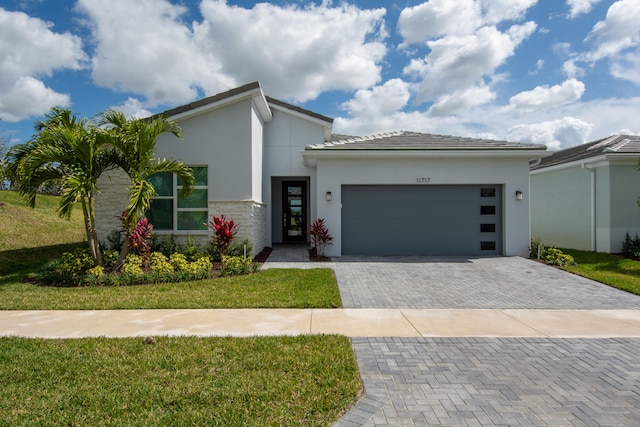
480, 187, 496, 198
480, 205, 496, 215
481, 241, 496, 251
147, 166, 208, 231
480, 224, 496, 233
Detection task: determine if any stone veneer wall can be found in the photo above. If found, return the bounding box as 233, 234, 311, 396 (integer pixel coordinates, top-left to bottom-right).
95, 169, 131, 243
209, 200, 266, 257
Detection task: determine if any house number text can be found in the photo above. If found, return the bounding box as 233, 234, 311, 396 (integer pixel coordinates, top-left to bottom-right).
416, 177, 431, 183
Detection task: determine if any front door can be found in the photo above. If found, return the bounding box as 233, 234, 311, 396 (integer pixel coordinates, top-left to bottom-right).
282, 181, 306, 242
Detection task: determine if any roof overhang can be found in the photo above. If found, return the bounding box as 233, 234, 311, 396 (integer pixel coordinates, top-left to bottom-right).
530, 152, 640, 175
167, 86, 272, 123
302, 149, 551, 167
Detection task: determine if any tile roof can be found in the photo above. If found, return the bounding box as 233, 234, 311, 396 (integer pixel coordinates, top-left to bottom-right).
531, 135, 640, 170
151, 82, 262, 119
150, 81, 332, 124
307, 131, 547, 150
266, 96, 333, 124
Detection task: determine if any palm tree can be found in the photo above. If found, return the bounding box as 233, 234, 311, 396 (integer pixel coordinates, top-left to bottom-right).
4, 108, 119, 265
97, 110, 195, 267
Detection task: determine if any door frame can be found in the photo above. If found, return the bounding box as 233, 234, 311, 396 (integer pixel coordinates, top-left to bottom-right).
282, 180, 307, 242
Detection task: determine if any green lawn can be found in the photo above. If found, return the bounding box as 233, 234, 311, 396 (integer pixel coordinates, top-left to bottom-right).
560, 248, 640, 296
0, 335, 362, 426
0, 191, 360, 426
0, 268, 342, 310
0, 190, 342, 310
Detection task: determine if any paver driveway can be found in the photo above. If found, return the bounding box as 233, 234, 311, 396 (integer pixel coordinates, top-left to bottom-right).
265, 251, 640, 426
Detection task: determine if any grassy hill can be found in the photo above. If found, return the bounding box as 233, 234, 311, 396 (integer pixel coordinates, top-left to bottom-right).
0, 190, 85, 276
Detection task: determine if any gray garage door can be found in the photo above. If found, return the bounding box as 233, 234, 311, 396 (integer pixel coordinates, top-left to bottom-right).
341, 185, 502, 256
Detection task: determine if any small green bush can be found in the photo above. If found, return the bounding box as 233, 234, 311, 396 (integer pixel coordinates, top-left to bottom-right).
121, 254, 143, 276
169, 253, 189, 271
530, 238, 576, 267
150, 234, 180, 256
57, 248, 94, 276
221, 255, 258, 276
622, 232, 640, 259
149, 252, 174, 274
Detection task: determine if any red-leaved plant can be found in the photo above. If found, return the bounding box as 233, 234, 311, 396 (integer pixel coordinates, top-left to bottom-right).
117, 211, 154, 267
208, 215, 239, 257
308, 218, 333, 257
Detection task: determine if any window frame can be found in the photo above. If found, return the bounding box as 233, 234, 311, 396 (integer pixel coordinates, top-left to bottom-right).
148, 166, 209, 233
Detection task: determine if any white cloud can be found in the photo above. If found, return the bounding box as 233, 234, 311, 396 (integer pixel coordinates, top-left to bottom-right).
0, 77, 70, 122
567, 0, 602, 18
479, 0, 538, 24
77, 0, 387, 107
397, 0, 482, 45
397, 0, 536, 46
340, 79, 410, 118
0, 7, 86, 121
428, 86, 496, 116
77, 0, 230, 107
404, 23, 536, 104
195, 0, 387, 102
585, 0, 640, 61
503, 78, 585, 112
110, 98, 153, 119
506, 117, 593, 150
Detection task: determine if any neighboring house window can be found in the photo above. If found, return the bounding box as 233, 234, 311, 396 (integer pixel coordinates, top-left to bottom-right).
147, 166, 208, 231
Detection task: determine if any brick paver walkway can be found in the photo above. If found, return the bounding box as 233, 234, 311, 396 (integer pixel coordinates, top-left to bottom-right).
265, 248, 640, 426
337, 337, 640, 426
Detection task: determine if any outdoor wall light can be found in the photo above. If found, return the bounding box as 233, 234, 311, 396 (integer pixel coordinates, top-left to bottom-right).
515, 190, 523, 200
326, 191, 332, 201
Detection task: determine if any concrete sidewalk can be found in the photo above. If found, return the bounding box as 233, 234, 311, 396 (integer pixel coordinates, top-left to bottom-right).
3, 308, 640, 339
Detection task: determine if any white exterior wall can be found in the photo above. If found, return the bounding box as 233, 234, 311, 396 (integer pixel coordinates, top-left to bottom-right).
156, 99, 256, 201
531, 167, 592, 251
531, 160, 640, 253
315, 156, 532, 257
607, 163, 640, 252
262, 108, 327, 244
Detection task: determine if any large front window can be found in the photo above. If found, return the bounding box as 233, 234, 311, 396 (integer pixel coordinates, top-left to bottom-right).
147, 166, 208, 231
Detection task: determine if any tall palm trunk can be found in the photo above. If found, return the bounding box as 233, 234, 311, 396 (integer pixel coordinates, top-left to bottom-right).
81, 197, 103, 266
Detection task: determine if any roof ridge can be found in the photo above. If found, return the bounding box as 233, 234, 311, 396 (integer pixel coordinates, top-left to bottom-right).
605, 138, 631, 152
586, 134, 620, 151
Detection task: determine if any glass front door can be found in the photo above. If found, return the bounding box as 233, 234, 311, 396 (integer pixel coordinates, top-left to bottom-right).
282, 181, 306, 242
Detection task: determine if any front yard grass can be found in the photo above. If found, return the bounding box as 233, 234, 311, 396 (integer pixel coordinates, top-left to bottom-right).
0, 335, 362, 426
0, 268, 342, 310
560, 248, 640, 296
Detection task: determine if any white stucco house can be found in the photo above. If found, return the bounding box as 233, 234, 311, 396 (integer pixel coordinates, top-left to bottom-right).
95, 82, 548, 257
531, 135, 640, 253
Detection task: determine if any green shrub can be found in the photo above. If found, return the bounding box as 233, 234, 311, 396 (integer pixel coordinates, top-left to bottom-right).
541, 247, 576, 266
150, 234, 179, 256
56, 248, 94, 276
180, 235, 203, 261
221, 255, 258, 276
86, 265, 105, 278
121, 254, 143, 276
149, 252, 174, 274
102, 250, 119, 269
622, 232, 640, 259
530, 238, 576, 267
169, 253, 189, 271
103, 229, 124, 251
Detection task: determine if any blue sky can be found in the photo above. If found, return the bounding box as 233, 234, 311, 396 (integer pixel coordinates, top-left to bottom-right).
1, 0, 639, 150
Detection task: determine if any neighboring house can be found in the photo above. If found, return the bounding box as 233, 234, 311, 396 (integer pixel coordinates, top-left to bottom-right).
95, 82, 548, 257
530, 135, 640, 253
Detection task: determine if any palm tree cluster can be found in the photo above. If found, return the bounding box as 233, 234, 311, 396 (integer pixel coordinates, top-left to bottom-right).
3, 107, 195, 267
